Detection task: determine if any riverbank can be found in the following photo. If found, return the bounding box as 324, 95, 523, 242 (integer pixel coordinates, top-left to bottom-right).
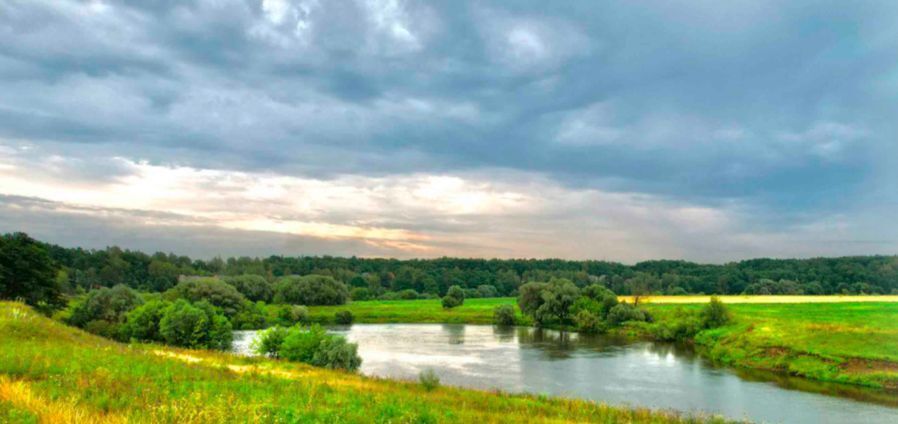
307, 297, 898, 391
0, 301, 732, 423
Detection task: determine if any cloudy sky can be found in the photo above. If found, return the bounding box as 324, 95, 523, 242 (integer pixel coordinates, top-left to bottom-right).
1, 0, 897, 262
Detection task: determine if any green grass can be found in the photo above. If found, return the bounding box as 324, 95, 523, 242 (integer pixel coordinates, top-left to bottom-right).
0, 302, 731, 423
312, 298, 898, 390
308, 297, 523, 324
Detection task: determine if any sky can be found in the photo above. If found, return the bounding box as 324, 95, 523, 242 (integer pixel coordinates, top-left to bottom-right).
1, 0, 897, 263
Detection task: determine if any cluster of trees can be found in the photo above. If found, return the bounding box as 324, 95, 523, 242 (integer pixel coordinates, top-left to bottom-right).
514, 278, 731, 338
15, 234, 892, 302
253, 325, 361, 371
441, 285, 465, 309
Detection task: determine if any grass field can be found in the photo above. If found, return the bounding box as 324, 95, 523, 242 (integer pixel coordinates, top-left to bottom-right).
309, 297, 898, 389
0, 302, 732, 423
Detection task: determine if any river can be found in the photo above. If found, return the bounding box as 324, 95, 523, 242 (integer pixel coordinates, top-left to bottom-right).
232, 324, 898, 424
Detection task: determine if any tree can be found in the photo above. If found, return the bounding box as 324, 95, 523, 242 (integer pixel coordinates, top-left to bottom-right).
158, 299, 232, 350
165, 278, 247, 317
122, 300, 170, 342
441, 285, 464, 309
533, 278, 580, 324
0, 232, 63, 310
493, 304, 515, 326
700, 297, 731, 329
273, 275, 349, 305
517, 282, 547, 316
223, 274, 273, 302
68, 284, 144, 333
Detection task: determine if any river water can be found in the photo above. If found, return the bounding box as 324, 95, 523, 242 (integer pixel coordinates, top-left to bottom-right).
232, 324, 898, 424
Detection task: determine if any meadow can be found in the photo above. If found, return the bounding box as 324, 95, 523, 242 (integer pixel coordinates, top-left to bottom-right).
308, 296, 898, 389
0, 301, 731, 424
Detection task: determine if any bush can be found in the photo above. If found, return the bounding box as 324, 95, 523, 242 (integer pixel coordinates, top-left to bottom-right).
68, 285, 143, 334
419, 369, 440, 391
275, 325, 362, 371
650, 310, 702, 342
158, 299, 232, 350
165, 278, 247, 317
476, 284, 499, 298
517, 282, 547, 316
397, 289, 420, 300
533, 278, 580, 325
493, 304, 516, 326
574, 310, 606, 334
231, 301, 269, 330
700, 297, 731, 329
273, 275, 349, 305
606, 303, 648, 326
0, 232, 64, 310
223, 275, 273, 302
350, 287, 371, 301
122, 300, 170, 341
276, 304, 309, 326
335, 310, 354, 325
253, 325, 290, 358
441, 285, 465, 309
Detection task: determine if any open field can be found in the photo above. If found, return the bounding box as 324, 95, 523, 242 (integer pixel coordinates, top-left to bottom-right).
620, 295, 898, 304
310, 297, 898, 390
0, 302, 731, 424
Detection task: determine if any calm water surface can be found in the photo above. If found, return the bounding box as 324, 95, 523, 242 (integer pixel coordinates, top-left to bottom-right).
233, 324, 898, 424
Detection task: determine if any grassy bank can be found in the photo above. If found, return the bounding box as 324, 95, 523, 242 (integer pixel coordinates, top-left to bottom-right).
309, 297, 898, 390
0, 302, 730, 423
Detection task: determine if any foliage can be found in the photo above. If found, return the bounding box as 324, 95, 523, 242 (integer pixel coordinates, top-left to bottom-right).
350, 287, 371, 301
700, 297, 731, 329
223, 274, 273, 302
517, 282, 547, 316
253, 325, 290, 358
475, 284, 499, 298
122, 299, 170, 342
607, 303, 649, 326
335, 310, 354, 325
0, 232, 63, 311
165, 278, 247, 317
269, 324, 362, 371
273, 275, 349, 305
419, 369, 441, 391
533, 278, 580, 325
158, 299, 232, 350
68, 284, 143, 337
492, 304, 516, 326
574, 310, 606, 334
276, 304, 309, 326
441, 285, 465, 309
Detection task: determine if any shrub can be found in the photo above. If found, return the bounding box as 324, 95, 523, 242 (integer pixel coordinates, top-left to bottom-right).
700, 297, 731, 329
223, 275, 273, 302
0, 232, 64, 310
533, 278, 580, 325
650, 310, 702, 342
68, 285, 143, 334
493, 304, 516, 326
442, 285, 465, 309
419, 369, 440, 391
231, 301, 269, 330
397, 289, 420, 300
158, 299, 232, 350
253, 325, 290, 358
335, 310, 354, 325
277, 304, 309, 326
574, 310, 606, 334
122, 299, 170, 342
273, 275, 349, 306
476, 284, 499, 298
607, 303, 647, 326
165, 278, 246, 317
276, 325, 362, 371
350, 287, 371, 301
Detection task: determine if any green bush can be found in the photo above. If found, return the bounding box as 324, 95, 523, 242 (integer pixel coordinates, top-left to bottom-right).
533, 278, 580, 325
253, 325, 290, 358
574, 310, 606, 334
606, 303, 648, 326
419, 369, 440, 391
158, 299, 232, 350
649, 309, 702, 341
273, 275, 349, 305
122, 300, 170, 342
700, 296, 731, 329
517, 282, 547, 316
223, 275, 273, 302
277, 304, 309, 326
274, 325, 362, 371
493, 304, 516, 326
165, 278, 247, 317
335, 310, 354, 325
231, 300, 269, 330
68, 285, 143, 337
441, 285, 465, 309
350, 287, 370, 301
477, 284, 499, 298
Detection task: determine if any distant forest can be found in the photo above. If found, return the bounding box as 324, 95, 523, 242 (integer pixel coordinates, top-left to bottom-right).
39, 237, 898, 297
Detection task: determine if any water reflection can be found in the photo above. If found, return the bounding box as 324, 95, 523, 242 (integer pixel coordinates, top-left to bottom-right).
234, 324, 898, 424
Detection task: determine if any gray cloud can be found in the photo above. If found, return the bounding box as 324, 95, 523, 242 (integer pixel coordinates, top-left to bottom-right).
1, 0, 897, 259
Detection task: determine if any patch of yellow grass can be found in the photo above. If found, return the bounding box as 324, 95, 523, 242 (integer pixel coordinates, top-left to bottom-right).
0, 376, 126, 424
618, 295, 898, 304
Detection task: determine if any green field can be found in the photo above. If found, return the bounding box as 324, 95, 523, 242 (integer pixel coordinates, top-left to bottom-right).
0, 302, 730, 423
310, 297, 898, 389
